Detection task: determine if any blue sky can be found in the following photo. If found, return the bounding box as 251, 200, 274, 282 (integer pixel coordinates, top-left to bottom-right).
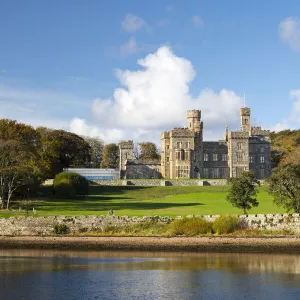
1, 0, 300, 143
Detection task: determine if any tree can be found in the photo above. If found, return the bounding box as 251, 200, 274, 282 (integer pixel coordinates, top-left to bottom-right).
280, 145, 300, 166
267, 164, 300, 213
0, 140, 38, 209
226, 171, 260, 214
37, 128, 91, 178
100, 143, 119, 168
138, 142, 160, 160
82, 136, 104, 168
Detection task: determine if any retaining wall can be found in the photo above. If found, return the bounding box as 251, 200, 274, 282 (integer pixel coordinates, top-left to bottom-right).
93, 179, 228, 186
0, 213, 300, 235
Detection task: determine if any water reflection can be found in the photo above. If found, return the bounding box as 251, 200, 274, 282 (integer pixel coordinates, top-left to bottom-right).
0, 250, 300, 299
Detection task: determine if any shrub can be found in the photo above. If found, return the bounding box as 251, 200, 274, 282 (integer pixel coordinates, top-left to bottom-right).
102, 222, 168, 236
168, 217, 213, 236
213, 215, 240, 234
53, 172, 89, 198
53, 223, 70, 234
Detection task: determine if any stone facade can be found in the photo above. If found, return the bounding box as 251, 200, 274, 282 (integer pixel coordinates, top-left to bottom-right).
94, 179, 228, 186
119, 107, 271, 179
1, 214, 300, 235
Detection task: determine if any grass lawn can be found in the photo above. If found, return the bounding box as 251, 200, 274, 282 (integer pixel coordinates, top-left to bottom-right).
0, 185, 285, 218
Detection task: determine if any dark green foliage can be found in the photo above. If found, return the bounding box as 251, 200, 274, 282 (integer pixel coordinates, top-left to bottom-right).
168, 217, 213, 236
267, 164, 300, 213
213, 215, 240, 234
53, 223, 70, 234
138, 142, 160, 160
226, 171, 260, 214
53, 172, 89, 198
37, 128, 91, 179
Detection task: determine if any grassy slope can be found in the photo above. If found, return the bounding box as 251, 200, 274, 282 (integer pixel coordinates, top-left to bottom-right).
0, 185, 285, 217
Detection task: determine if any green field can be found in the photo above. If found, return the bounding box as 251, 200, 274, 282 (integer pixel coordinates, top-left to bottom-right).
0, 185, 286, 218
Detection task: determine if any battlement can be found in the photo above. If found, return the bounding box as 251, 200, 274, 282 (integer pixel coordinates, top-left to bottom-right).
187, 109, 201, 119
161, 131, 170, 139
251, 126, 271, 136
170, 127, 195, 137
240, 107, 250, 116
119, 140, 134, 149
228, 131, 249, 139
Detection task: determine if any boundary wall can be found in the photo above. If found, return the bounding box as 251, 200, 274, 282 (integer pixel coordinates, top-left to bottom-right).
93, 179, 228, 186
0, 213, 300, 235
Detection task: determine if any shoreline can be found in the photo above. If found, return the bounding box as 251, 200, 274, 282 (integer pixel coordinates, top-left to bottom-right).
1, 236, 300, 253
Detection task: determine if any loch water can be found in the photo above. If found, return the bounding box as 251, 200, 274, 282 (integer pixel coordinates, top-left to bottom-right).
0, 250, 300, 300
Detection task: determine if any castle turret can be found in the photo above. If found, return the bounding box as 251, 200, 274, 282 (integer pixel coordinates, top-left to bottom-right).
187, 110, 201, 132
240, 107, 251, 133
119, 141, 134, 178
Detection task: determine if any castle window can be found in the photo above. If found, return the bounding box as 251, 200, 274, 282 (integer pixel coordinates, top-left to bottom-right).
167, 157, 169, 161
237, 143, 242, 150
237, 153, 244, 162
204, 153, 209, 161
166, 145, 169, 149
185, 151, 189, 161
213, 154, 218, 161
177, 142, 180, 148
249, 156, 254, 163
222, 154, 227, 161
212, 168, 219, 178
203, 168, 209, 178
260, 156, 265, 163
177, 151, 181, 160
185, 142, 189, 148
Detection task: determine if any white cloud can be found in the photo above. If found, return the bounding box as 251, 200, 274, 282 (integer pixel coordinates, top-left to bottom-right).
121, 14, 146, 33
120, 37, 138, 56
192, 15, 204, 28
73, 46, 243, 143
279, 17, 300, 51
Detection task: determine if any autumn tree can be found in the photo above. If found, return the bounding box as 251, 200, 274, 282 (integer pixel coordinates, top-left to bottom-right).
226, 171, 260, 214
267, 164, 300, 213
100, 143, 119, 168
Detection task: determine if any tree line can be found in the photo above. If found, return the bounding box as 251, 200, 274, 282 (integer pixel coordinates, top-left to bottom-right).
0, 119, 160, 208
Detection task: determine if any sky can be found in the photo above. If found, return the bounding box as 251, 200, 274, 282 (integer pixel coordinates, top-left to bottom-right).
1, 0, 300, 144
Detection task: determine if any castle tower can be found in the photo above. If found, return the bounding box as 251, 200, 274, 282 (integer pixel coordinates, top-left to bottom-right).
240, 107, 251, 133
187, 110, 201, 132
119, 141, 134, 178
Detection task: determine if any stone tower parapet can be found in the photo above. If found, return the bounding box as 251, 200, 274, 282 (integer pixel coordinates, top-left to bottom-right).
119, 140, 134, 178
187, 109, 201, 132
240, 107, 251, 133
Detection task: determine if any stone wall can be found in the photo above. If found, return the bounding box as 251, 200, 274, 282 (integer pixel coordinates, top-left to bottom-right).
1, 213, 300, 236
93, 179, 228, 186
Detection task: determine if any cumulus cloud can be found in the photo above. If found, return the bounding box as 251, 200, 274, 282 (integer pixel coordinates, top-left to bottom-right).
279, 17, 300, 51
121, 14, 147, 33
192, 16, 204, 28
70, 46, 243, 143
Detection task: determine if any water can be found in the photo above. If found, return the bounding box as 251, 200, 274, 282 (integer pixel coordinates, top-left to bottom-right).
0, 250, 300, 300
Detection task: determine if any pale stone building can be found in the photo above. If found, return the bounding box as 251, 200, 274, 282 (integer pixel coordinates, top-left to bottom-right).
120, 107, 271, 179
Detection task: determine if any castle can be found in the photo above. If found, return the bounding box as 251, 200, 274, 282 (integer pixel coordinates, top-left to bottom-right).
119, 107, 271, 179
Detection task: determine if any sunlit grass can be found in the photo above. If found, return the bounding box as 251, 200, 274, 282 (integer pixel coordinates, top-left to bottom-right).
0, 185, 284, 218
